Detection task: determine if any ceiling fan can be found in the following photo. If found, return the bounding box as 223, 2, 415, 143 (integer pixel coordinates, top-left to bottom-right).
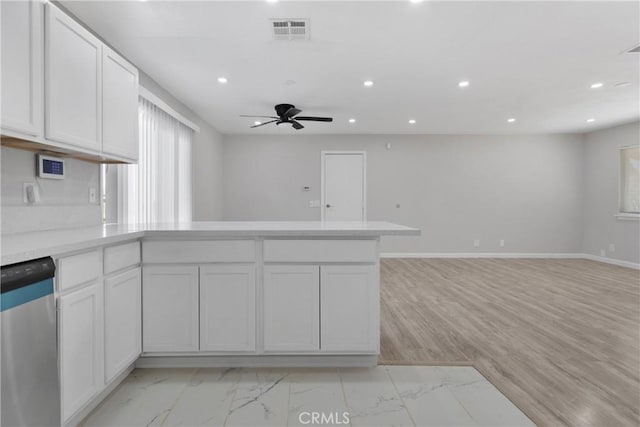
241, 103, 333, 130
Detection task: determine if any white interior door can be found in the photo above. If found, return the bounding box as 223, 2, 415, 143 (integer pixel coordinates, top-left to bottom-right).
322, 152, 366, 221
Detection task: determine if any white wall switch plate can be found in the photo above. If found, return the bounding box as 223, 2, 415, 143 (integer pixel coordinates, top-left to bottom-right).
89, 188, 97, 204
23, 182, 40, 204
309, 200, 320, 208
473, 239, 480, 248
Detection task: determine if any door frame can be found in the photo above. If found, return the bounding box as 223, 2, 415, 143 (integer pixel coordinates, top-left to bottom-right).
320, 150, 367, 221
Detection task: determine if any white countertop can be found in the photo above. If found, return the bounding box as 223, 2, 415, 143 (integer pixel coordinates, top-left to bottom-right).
1, 221, 419, 266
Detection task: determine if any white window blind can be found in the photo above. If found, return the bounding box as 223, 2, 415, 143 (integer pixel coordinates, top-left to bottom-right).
620, 145, 640, 214
118, 97, 193, 224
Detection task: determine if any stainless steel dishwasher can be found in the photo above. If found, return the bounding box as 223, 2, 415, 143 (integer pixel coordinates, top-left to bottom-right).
1, 257, 60, 426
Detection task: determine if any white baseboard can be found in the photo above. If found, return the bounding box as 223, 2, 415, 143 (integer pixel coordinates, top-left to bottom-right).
580, 253, 640, 270
380, 252, 640, 270
380, 252, 583, 259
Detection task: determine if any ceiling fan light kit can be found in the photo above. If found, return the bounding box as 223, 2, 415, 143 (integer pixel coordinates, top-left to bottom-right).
241, 103, 333, 130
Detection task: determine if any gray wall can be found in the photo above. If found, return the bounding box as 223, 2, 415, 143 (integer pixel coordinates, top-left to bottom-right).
1, 146, 101, 233
582, 121, 640, 264
222, 134, 585, 254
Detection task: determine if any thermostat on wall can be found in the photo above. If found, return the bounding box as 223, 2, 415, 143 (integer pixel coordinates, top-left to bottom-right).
37, 154, 65, 179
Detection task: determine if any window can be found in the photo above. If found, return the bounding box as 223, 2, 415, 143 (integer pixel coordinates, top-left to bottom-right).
620, 145, 640, 214
117, 97, 194, 223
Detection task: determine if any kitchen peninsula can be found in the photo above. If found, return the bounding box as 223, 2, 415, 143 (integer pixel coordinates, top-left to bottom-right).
2, 221, 419, 366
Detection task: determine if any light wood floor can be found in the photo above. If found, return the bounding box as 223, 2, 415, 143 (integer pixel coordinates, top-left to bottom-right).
379, 258, 640, 427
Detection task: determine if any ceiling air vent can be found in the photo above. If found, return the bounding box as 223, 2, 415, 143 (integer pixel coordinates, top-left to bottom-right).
270, 19, 310, 41
628, 44, 640, 53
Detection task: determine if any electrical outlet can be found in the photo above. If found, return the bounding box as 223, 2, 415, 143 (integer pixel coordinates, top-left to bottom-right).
473, 239, 480, 248
89, 188, 97, 204
600, 249, 606, 257
608, 243, 616, 253
499, 239, 505, 247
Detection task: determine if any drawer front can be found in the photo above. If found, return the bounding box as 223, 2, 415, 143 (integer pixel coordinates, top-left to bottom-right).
104, 241, 140, 275
263, 240, 377, 263
57, 250, 101, 292
143, 240, 255, 264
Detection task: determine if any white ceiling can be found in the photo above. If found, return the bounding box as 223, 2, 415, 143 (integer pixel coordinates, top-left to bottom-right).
62, 0, 640, 135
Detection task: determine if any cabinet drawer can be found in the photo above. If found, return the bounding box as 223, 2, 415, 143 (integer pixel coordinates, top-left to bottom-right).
263, 240, 377, 263
57, 250, 101, 292
143, 240, 255, 264
104, 241, 140, 275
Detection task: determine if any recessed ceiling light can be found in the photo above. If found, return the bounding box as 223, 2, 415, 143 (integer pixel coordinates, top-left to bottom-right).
408, 119, 416, 124
590, 82, 603, 89
254, 121, 261, 126
348, 118, 356, 123
410, 0, 424, 3
363, 80, 374, 87
266, 0, 278, 3
586, 118, 595, 123
614, 82, 631, 88
217, 77, 228, 84
507, 118, 516, 123
458, 80, 469, 88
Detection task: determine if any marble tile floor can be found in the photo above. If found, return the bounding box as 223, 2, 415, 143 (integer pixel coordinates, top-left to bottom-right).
81, 366, 534, 427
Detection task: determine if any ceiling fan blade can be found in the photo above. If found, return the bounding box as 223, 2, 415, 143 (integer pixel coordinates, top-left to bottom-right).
283, 107, 302, 120
291, 120, 304, 130
250, 119, 279, 128
240, 115, 278, 119
294, 116, 333, 122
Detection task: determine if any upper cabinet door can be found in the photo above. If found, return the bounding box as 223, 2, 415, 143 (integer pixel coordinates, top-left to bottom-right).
1, 0, 44, 137
102, 46, 139, 162
45, 3, 101, 151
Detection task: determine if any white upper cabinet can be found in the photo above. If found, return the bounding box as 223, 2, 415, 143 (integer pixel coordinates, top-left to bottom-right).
102, 46, 139, 161
45, 3, 102, 152
1, 0, 44, 137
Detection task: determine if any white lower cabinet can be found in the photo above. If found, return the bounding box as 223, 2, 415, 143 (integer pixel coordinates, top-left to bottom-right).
104, 267, 141, 382
320, 265, 379, 352
263, 265, 320, 352
58, 280, 104, 422
142, 265, 199, 352
200, 265, 256, 351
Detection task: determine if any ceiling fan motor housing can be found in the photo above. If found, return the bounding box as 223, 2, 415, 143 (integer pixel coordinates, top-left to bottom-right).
275, 103, 296, 117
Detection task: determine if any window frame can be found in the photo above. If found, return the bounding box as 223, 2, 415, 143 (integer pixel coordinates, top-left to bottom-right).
617, 144, 640, 220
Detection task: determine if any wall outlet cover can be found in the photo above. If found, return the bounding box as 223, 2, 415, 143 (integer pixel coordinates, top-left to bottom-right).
600, 249, 606, 257
499, 239, 505, 247
89, 188, 97, 204
608, 243, 616, 253
473, 239, 480, 248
